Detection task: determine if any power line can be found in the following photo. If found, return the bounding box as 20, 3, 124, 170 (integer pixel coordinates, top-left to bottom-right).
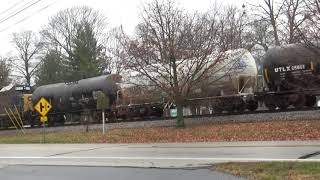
0, 1, 56, 33
0, 0, 43, 24
0, 0, 36, 21
0, 0, 26, 17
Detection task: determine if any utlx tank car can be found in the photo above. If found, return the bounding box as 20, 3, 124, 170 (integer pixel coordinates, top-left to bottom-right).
262, 43, 320, 109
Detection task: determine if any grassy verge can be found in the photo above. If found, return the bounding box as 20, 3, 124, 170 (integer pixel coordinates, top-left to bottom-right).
214, 162, 320, 180
0, 120, 320, 143
0, 131, 102, 144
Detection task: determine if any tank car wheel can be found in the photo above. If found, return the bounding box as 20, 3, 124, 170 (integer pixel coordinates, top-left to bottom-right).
235, 105, 245, 112
275, 96, 289, 110
293, 94, 306, 109
210, 103, 221, 114
213, 108, 223, 114
190, 106, 198, 115
264, 95, 276, 110
107, 112, 117, 122
48, 118, 55, 127
121, 114, 127, 120
224, 105, 235, 113
246, 101, 258, 111
305, 95, 316, 107
233, 99, 245, 112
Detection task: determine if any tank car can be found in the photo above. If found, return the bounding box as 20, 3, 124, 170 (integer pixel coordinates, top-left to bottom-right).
187, 48, 259, 113
32, 75, 119, 125
262, 43, 320, 109
120, 48, 259, 115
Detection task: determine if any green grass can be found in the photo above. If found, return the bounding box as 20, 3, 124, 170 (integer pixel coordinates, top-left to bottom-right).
214, 162, 320, 180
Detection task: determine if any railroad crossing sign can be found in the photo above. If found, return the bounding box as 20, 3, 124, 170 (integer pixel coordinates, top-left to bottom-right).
34, 97, 52, 117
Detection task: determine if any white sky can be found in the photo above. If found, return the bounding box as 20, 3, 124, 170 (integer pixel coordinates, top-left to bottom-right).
0, 0, 247, 55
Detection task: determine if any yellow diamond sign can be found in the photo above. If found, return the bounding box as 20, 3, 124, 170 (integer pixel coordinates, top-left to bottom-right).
34, 97, 52, 116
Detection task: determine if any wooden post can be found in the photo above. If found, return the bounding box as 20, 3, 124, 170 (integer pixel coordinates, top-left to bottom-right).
4, 108, 18, 131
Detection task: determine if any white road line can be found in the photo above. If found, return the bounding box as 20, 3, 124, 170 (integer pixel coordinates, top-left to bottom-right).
0, 157, 318, 161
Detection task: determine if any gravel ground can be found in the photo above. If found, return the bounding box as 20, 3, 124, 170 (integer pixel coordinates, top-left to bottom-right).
1, 109, 320, 135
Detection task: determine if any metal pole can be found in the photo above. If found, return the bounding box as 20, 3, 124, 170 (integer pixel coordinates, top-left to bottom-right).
43, 121, 45, 143
102, 110, 105, 134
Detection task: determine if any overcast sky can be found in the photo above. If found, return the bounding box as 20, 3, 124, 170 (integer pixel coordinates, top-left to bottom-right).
0, 0, 246, 55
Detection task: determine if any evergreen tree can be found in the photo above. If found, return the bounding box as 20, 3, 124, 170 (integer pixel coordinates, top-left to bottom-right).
67, 23, 103, 81
35, 50, 63, 85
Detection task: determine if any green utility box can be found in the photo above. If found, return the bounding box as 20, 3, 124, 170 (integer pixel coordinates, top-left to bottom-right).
170, 108, 177, 117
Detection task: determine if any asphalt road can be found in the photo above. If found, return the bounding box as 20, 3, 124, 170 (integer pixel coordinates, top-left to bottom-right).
0, 141, 319, 168
0, 165, 245, 180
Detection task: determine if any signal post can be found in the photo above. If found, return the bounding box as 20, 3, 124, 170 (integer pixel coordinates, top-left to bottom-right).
34, 97, 52, 143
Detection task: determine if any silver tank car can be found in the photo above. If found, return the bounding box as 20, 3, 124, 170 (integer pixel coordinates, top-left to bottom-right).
194, 48, 258, 97
32, 75, 119, 113
120, 48, 259, 114
262, 43, 320, 108
187, 48, 259, 114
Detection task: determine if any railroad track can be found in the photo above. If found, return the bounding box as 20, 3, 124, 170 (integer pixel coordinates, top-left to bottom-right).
0, 106, 319, 135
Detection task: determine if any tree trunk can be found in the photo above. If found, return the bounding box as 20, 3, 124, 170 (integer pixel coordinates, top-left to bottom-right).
176, 103, 184, 128
270, 18, 280, 46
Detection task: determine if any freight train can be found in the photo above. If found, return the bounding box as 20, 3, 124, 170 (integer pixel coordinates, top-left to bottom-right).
0, 75, 164, 128
0, 43, 319, 128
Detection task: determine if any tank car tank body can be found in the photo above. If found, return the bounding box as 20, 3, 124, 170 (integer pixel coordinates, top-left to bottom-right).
262, 43, 320, 109
197, 48, 258, 96
188, 48, 259, 113
32, 75, 119, 124
120, 48, 259, 114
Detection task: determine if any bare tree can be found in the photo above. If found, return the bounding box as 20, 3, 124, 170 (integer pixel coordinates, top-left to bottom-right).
250, 0, 307, 46
281, 0, 306, 43
247, 20, 273, 50
104, 26, 128, 74
41, 6, 106, 61
0, 57, 10, 89
11, 31, 43, 86
218, 6, 249, 49
121, 0, 240, 127
296, 0, 320, 51
41, 6, 107, 81
251, 0, 285, 45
